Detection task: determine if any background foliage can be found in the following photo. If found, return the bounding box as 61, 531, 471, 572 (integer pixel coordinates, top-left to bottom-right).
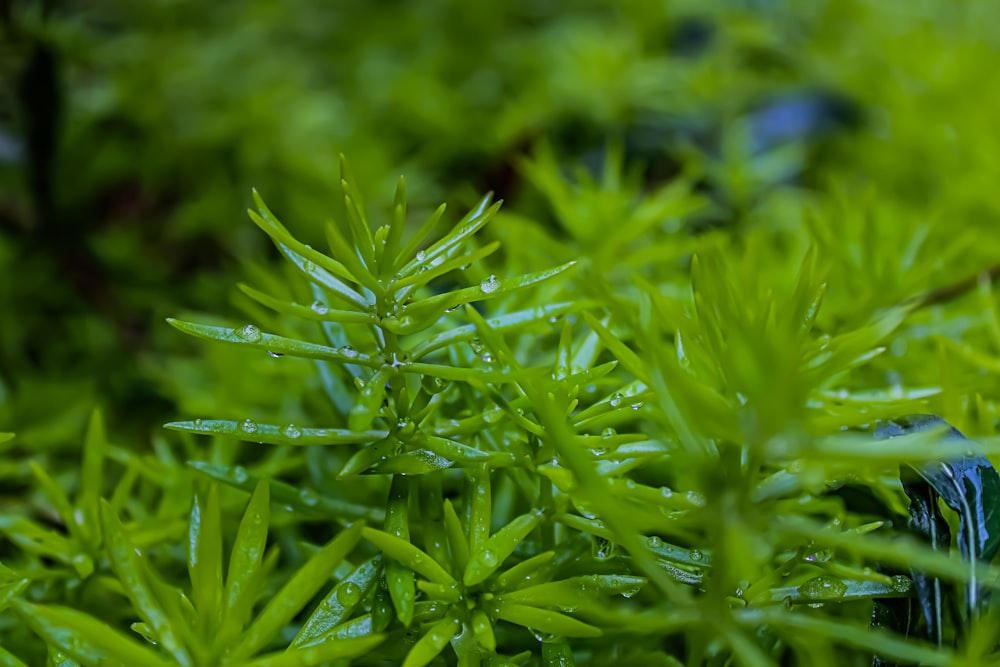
4, 0, 1000, 665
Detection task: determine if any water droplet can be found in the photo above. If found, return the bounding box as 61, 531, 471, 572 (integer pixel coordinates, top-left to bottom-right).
310, 300, 329, 315
194, 418, 203, 427
592, 536, 616, 561
890, 575, 912, 593
798, 576, 848, 600
804, 549, 832, 563
689, 549, 703, 562
660, 487, 673, 499
235, 324, 262, 343
602, 427, 616, 439
481, 549, 499, 567
283, 424, 302, 439
620, 583, 642, 598
334, 581, 361, 607
548, 316, 558, 324
685, 490, 705, 507
339, 345, 358, 359
630, 402, 644, 411
232, 466, 249, 483
422, 375, 447, 394
647, 535, 663, 549
299, 488, 319, 506
609, 392, 623, 408
480, 275, 500, 294
240, 419, 259, 434
267, 350, 283, 358
484, 407, 503, 424
415, 250, 426, 261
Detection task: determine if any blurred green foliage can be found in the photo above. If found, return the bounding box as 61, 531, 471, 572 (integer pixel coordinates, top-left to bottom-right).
4, 0, 1000, 664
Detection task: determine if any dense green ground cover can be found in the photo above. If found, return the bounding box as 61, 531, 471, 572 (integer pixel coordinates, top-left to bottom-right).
4, 1, 1000, 665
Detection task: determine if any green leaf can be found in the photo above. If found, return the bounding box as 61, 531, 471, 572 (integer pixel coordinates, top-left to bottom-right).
166, 419, 387, 446
498, 574, 646, 610
542, 640, 576, 667
276, 242, 371, 310
396, 193, 498, 279
294, 555, 381, 647
0, 645, 29, 667
464, 511, 545, 586
407, 302, 578, 360
492, 551, 555, 592
12, 600, 174, 667
385, 475, 415, 626
403, 262, 577, 324
230, 522, 365, 660
392, 241, 501, 290
219, 481, 270, 645
380, 175, 407, 275
188, 461, 383, 522
0, 433, 13, 444
237, 284, 375, 324
324, 216, 380, 291
443, 499, 470, 573
188, 483, 223, 631
166, 319, 377, 366
402, 615, 462, 667
494, 603, 602, 638
98, 501, 193, 666
468, 469, 492, 555
28, 461, 86, 553
395, 203, 447, 272
361, 527, 455, 585
239, 635, 386, 667
349, 367, 391, 432
249, 190, 352, 281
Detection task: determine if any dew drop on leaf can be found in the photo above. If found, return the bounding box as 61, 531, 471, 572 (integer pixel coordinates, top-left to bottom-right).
798, 575, 848, 600
415, 250, 426, 261
299, 488, 319, 506
283, 424, 302, 439
602, 427, 616, 439
804, 549, 832, 563
609, 392, 623, 407
241, 419, 259, 434
483, 407, 503, 424
647, 535, 663, 549
232, 466, 249, 483
194, 418, 203, 427
890, 575, 912, 593
267, 350, 283, 358
235, 324, 262, 342
337, 581, 361, 607
480, 549, 499, 567
689, 549, 703, 562
593, 536, 616, 561
480, 274, 500, 294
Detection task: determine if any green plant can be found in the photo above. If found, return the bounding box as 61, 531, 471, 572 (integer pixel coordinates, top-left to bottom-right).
4, 143, 1000, 665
